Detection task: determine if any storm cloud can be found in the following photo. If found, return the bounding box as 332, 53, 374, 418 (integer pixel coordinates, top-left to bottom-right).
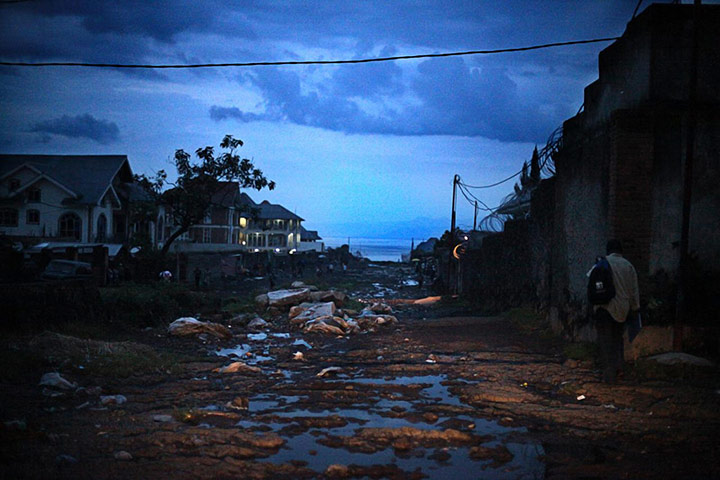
30, 114, 120, 144
210, 56, 565, 142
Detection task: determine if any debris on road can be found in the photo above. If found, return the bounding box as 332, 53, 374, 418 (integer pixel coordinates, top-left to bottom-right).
39, 372, 77, 390
168, 317, 232, 339
216, 361, 262, 375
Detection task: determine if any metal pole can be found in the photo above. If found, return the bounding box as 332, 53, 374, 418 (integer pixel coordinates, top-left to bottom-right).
448, 175, 458, 293
450, 174, 458, 236
473, 200, 478, 231
674, 0, 701, 350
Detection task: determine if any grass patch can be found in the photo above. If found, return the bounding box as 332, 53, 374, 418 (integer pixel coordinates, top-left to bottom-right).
343, 298, 366, 311
73, 350, 186, 378
100, 282, 220, 327
563, 342, 598, 362
222, 295, 259, 315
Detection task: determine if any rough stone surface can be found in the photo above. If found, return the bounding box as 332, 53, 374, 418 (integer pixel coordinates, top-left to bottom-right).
168, 318, 232, 339
267, 288, 311, 307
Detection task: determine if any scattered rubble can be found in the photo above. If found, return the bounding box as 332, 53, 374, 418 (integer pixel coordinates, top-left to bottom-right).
216, 361, 262, 375
247, 317, 269, 331
39, 372, 77, 390
168, 317, 231, 339
100, 395, 127, 406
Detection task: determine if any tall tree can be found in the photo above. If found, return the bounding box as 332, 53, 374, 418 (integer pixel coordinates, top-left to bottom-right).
137, 135, 274, 256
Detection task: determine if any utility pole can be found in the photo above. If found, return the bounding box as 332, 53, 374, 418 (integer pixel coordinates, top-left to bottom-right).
674, 0, 701, 350
473, 200, 478, 231
448, 174, 459, 293
450, 174, 458, 236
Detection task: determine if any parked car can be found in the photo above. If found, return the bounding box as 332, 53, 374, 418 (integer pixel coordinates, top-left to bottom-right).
41, 260, 93, 280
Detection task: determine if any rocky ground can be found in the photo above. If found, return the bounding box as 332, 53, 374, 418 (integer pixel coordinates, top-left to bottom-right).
1, 263, 719, 479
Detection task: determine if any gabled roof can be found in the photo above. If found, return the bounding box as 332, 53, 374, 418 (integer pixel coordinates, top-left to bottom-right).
211, 181, 240, 208
0, 154, 133, 206
236, 193, 303, 221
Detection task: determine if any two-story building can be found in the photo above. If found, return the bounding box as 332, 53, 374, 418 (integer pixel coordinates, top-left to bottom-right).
164, 182, 307, 254
0, 155, 136, 245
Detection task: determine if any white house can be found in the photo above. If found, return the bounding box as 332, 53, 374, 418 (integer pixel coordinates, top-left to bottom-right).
0, 155, 135, 245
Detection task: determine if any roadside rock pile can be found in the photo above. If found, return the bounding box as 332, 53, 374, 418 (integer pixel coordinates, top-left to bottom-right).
290, 300, 396, 336
253, 283, 397, 336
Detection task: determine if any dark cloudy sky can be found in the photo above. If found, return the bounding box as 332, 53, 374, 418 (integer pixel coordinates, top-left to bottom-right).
0, 1, 690, 239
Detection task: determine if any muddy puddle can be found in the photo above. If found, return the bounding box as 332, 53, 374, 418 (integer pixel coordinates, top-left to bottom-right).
210, 334, 544, 479
205, 321, 544, 477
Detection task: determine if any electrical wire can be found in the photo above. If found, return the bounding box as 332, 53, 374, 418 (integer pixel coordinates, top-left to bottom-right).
458, 169, 522, 190
0, 37, 619, 69
632, 0, 644, 19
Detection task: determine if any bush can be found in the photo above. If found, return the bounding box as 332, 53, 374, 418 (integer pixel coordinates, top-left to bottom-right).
100, 283, 220, 327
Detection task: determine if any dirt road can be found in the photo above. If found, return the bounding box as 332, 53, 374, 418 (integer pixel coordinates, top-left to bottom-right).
2, 265, 719, 479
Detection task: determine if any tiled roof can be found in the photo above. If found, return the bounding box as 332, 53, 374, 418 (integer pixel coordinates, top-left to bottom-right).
0, 154, 132, 205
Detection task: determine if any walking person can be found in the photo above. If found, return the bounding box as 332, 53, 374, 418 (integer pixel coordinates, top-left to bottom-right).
591, 239, 640, 383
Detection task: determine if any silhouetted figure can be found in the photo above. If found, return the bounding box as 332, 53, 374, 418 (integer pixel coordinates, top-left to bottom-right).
592, 240, 640, 383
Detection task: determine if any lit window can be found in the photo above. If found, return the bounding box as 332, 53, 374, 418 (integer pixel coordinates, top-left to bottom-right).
0, 208, 18, 227
239, 217, 247, 228
27, 188, 41, 203
27, 209, 40, 225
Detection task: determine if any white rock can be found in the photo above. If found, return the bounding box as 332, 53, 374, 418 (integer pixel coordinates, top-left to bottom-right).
216, 361, 262, 374
39, 372, 77, 390
648, 352, 715, 367
100, 395, 127, 406
247, 317, 269, 331
267, 288, 311, 307
168, 317, 231, 339
114, 450, 133, 461
152, 414, 173, 423
317, 367, 343, 377
290, 302, 337, 325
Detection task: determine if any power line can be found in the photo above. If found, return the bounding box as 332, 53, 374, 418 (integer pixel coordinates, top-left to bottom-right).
0, 37, 619, 69
458, 169, 522, 190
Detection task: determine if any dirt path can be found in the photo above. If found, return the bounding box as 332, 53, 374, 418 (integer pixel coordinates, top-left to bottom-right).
2, 267, 719, 479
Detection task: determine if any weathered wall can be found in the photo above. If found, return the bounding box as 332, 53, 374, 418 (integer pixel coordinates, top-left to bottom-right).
461, 220, 532, 313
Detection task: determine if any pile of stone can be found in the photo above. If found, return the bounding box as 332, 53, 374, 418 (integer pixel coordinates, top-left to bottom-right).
255, 282, 397, 336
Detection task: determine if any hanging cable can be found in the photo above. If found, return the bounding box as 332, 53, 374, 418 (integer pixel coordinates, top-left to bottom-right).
0, 37, 619, 69
458, 169, 522, 189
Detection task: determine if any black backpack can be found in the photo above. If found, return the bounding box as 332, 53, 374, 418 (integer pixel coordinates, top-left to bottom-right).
588, 256, 616, 305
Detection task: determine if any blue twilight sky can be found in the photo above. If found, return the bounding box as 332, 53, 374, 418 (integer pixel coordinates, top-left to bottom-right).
0, 1, 694, 240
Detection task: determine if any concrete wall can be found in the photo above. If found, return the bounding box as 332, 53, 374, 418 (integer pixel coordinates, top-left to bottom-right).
454, 4, 720, 339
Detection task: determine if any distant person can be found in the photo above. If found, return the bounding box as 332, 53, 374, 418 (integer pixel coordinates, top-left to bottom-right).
590, 239, 640, 383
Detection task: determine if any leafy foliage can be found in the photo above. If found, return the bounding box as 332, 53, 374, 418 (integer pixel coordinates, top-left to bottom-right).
136, 135, 275, 255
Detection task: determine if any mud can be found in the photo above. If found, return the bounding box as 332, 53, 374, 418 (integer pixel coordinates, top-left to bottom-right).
1, 264, 719, 479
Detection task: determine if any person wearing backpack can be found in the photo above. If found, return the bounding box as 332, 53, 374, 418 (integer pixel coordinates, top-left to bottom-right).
589, 239, 640, 383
